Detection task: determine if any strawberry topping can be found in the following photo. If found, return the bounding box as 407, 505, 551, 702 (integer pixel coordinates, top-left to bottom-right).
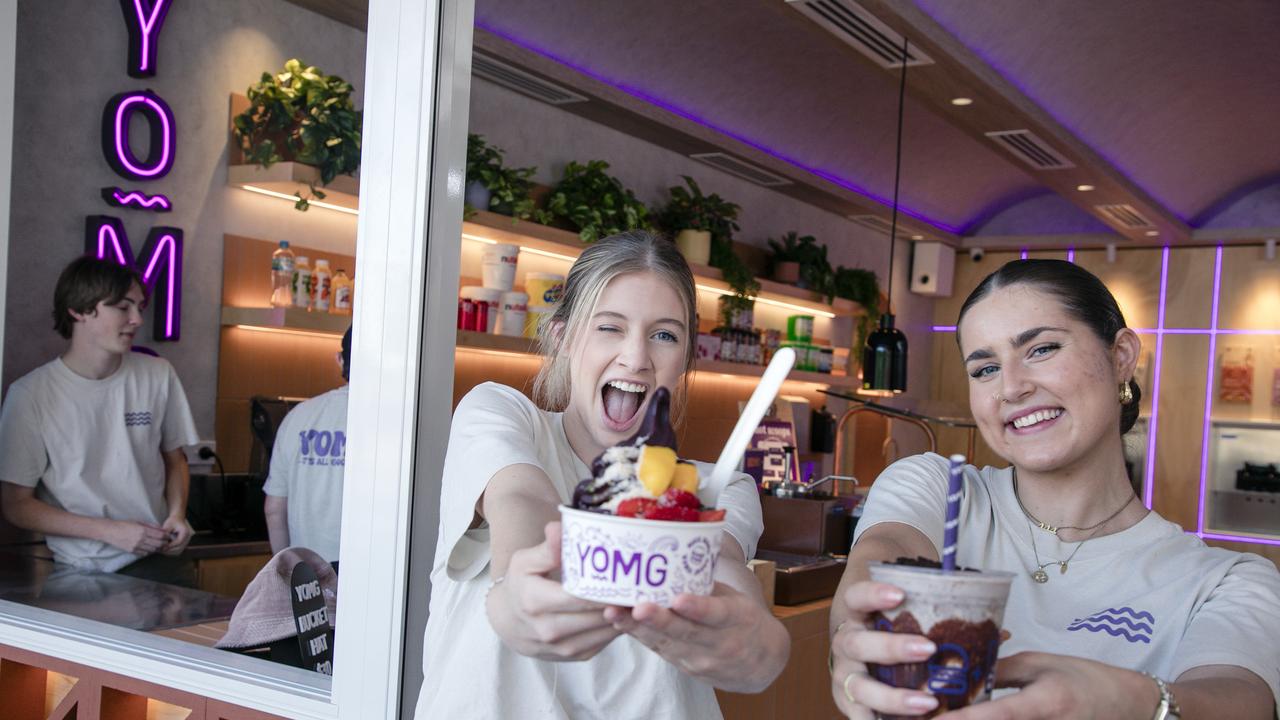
659, 489, 701, 510
615, 498, 656, 518
643, 504, 700, 522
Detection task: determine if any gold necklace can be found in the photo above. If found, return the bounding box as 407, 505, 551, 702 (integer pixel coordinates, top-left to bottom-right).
1012, 468, 1134, 537
1026, 520, 1103, 583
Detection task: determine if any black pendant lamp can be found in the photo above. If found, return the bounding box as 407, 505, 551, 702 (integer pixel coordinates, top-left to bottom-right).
862, 36, 911, 395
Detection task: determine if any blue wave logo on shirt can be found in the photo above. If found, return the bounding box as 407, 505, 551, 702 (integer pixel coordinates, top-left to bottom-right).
1067, 607, 1154, 644
124, 411, 153, 427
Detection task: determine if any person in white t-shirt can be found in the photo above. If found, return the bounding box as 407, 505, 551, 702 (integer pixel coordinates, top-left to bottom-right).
263, 327, 350, 565
417, 231, 789, 719
829, 259, 1280, 719
0, 256, 199, 578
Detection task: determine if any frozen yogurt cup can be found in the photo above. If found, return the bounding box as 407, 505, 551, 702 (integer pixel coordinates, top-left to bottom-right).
559, 506, 724, 607
865, 561, 1015, 719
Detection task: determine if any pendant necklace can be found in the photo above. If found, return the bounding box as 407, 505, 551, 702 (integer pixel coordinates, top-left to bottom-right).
1026, 520, 1100, 583
1013, 468, 1136, 583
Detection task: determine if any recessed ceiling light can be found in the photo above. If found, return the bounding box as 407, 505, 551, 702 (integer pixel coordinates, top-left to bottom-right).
950, 97, 973, 106
1144, 230, 1159, 237
911, 234, 923, 240
1076, 184, 1095, 192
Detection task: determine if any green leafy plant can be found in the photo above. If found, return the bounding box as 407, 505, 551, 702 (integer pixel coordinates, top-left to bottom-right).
465, 133, 537, 220
653, 176, 741, 242
710, 235, 760, 324
832, 266, 882, 354
233, 59, 362, 211
536, 160, 649, 243
767, 231, 833, 293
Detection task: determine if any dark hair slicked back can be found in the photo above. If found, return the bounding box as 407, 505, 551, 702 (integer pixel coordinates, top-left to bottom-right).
956, 259, 1142, 434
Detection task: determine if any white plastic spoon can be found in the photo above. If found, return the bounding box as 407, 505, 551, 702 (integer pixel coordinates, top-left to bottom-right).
701, 346, 797, 506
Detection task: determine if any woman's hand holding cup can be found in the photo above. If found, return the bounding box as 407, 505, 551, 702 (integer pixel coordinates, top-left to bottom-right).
485, 521, 623, 662
831, 580, 940, 718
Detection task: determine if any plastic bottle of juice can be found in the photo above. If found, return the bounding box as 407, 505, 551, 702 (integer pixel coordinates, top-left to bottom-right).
292, 256, 313, 310
270, 241, 295, 307
330, 269, 353, 315
312, 259, 333, 312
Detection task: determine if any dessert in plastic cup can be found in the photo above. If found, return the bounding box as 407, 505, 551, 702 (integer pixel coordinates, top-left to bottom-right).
561, 387, 726, 607
865, 558, 1015, 720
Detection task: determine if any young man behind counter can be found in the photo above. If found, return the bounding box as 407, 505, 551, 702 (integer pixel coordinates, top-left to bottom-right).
0, 256, 199, 584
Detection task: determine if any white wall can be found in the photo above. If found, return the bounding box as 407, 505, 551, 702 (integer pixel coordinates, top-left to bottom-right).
3, 0, 367, 439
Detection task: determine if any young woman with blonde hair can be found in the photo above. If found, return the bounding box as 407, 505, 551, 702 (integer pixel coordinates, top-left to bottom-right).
417, 230, 789, 718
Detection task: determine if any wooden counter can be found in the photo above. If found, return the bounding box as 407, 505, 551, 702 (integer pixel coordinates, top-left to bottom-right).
717, 597, 842, 719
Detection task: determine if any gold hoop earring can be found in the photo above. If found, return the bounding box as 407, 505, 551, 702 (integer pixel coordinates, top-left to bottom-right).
1119, 382, 1134, 405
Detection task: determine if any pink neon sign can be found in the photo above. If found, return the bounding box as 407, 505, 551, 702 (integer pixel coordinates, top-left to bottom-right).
86, 216, 184, 341
119, 0, 173, 78
84, 4, 184, 340
103, 187, 172, 211
102, 90, 175, 180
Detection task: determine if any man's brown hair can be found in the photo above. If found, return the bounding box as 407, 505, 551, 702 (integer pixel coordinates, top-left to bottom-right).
52, 256, 147, 339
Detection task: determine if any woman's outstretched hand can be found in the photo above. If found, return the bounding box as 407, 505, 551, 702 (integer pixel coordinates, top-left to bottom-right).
938, 652, 1159, 720
604, 552, 790, 693
830, 580, 941, 718
485, 521, 622, 662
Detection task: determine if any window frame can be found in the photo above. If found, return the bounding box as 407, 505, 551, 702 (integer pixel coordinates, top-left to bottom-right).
0, 0, 471, 716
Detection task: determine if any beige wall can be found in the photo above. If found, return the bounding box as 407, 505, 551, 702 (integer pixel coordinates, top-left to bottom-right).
929, 246, 1280, 566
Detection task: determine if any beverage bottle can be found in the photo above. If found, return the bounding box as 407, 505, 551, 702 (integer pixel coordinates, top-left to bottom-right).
292, 256, 313, 310
270, 241, 295, 307
312, 259, 333, 312
331, 269, 353, 315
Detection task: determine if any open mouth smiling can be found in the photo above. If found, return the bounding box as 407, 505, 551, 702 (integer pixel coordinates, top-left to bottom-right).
601, 379, 649, 431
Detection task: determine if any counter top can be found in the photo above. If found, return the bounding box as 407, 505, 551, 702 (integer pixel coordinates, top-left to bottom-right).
0, 551, 237, 632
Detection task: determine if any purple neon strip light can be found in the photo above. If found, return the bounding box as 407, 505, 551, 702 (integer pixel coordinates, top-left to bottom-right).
474, 21, 960, 235
1066, 248, 1075, 263
1142, 247, 1169, 508
1198, 531, 1280, 547
114, 94, 172, 177
1020, 248, 1029, 260
129, 0, 168, 73
142, 233, 178, 338
1196, 246, 1223, 534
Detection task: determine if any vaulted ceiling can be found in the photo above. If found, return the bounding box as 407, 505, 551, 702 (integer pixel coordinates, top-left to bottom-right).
290, 0, 1280, 248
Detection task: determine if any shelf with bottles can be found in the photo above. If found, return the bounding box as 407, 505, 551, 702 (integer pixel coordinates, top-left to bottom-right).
453, 327, 862, 388
461, 211, 866, 320
220, 306, 351, 336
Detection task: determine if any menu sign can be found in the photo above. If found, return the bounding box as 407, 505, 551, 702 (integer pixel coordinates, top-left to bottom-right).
289, 562, 333, 675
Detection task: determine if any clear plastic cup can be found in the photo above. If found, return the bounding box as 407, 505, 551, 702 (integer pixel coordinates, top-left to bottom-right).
865, 562, 1015, 719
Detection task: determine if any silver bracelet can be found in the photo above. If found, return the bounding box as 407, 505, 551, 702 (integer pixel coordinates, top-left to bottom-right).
1141, 672, 1181, 720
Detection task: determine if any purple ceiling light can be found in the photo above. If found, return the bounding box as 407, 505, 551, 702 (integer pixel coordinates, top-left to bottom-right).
474, 21, 960, 235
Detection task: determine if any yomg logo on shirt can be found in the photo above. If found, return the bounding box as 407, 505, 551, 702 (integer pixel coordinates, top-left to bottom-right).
298, 429, 346, 466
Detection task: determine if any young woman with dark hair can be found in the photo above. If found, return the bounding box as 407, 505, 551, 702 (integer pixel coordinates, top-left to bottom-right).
828, 260, 1279, 719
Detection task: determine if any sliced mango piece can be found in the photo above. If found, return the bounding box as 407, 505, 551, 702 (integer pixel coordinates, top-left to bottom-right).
671, 462, 699, 494
637, 445, 677, 496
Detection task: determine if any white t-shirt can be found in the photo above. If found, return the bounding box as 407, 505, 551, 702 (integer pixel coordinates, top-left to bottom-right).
417, 382, 764, 719
263, 385, 348, 562
853, 453, 1280, 706
0, 353, 198, 571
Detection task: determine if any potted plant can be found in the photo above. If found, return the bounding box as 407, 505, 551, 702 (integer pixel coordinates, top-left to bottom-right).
766, 231, 822, 284
653, 176, 740, 266
831, 265, 882, 361
536, 160, 649, 243
233, 59, 362, 211
465, 133, 537, 221
713, 243, 761, 326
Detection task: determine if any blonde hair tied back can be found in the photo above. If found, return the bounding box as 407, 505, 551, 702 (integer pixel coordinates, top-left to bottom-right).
532, 230, 698, 425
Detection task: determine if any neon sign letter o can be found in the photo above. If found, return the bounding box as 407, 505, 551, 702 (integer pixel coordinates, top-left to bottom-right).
101, 90, 176, 181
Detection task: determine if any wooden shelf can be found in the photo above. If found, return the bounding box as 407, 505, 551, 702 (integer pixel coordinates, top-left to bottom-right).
220, 306, 350, 335
462, 211, 865, 319
227, 162, 360, 211
454, 327, 859, 387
